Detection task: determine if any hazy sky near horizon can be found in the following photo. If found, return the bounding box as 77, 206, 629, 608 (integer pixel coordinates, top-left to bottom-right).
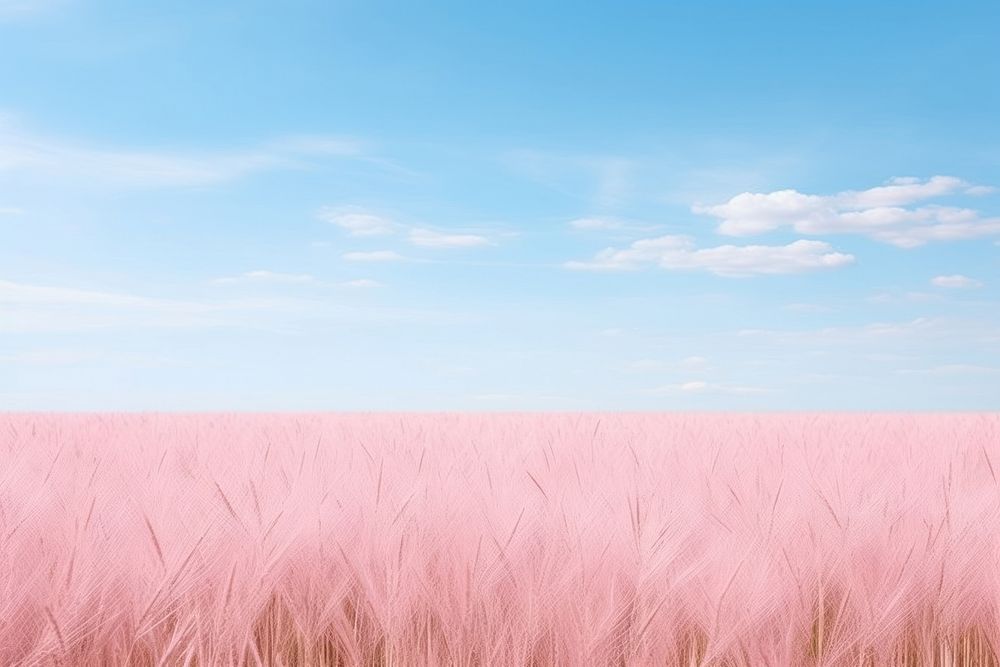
2, 0, 999, 410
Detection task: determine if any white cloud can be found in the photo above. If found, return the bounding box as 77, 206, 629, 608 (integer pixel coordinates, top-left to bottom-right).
931, 274, 983, 289
837, 175, 973, 208
342, 250, 404, 262
695, 176, 1000, 247
317, 204, 499, 249
652, 381, 766, 395
0, 116, 364, 189
340, 278, 381, 288
319, 206, 395, 237
565, 236, 854, 277
568, 217, 623, 231
408, 228, 492, 248
213, 270, 316, 285
680, 381, 708, 392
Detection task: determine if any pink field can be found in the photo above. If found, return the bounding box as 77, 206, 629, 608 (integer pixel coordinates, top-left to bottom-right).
2, 413, 1000, 665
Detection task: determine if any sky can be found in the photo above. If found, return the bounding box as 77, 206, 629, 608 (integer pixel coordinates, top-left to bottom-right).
1, 0, 999, 410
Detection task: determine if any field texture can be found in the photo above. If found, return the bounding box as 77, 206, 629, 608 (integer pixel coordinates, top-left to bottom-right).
1, 413, 999, 666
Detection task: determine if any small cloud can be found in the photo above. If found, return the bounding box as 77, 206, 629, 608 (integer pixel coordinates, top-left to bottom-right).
931, 274, 983, 289
408, 228, 492, 248
319, 207, 501, 248
0, 206, 24, 215
652, 381, 766, 395
966, 185, 996, 196
342, 250, 404, 262
568, 217, 623, 231
566, 236, 854, 277
319, 206, 395, 237
340, 278, 381, 288
680, 381, 709, 392
213, 270, 316, 285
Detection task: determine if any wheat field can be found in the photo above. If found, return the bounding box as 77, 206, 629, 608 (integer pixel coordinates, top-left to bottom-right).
1, 413, 999, 665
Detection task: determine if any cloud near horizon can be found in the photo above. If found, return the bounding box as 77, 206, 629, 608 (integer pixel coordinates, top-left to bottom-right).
651, 380, 767, 395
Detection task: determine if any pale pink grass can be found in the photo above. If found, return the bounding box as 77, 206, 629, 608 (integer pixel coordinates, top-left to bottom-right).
1, 413, 999, 665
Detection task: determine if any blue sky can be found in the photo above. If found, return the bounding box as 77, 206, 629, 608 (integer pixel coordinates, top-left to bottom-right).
1, 0, 998, 410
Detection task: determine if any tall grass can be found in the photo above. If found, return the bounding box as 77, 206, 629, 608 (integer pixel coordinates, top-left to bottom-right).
1, 413, 999, 665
